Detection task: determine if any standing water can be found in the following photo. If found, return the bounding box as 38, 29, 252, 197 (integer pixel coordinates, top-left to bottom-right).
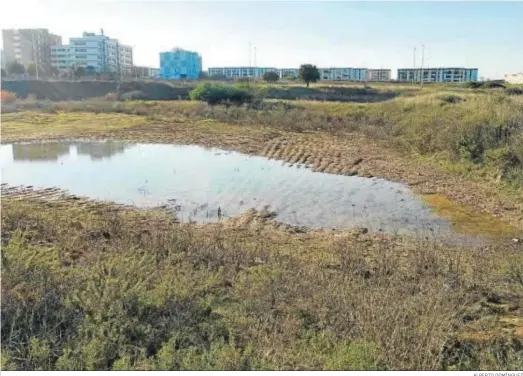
1, 140, 473, 241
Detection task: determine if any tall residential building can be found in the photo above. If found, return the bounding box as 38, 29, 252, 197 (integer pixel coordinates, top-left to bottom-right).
2, 28, 62, 75
397, 67, 478, 83
51, 31, 133, 76
159, 48, 202, 80
368, 69, 391, 81
1, 49, 5, 70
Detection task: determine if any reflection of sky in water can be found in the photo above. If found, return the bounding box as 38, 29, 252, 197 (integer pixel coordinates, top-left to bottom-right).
1, 141, 473, 241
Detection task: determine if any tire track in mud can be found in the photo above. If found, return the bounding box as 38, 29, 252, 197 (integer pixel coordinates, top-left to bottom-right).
1, 184, 133, 212
260, 136, 368, 176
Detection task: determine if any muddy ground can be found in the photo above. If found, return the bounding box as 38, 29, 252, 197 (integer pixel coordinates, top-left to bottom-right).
2, 113, 522, 232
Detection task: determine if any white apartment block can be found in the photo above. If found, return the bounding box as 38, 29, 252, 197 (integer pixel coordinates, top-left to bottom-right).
397, 67, 478, 83
368, 69, 391, 81
505, 73, 523, 85
51, 31, 133, 76
208, 67, 279, 79
208, 66, 391, 82
279, 68, 299, 79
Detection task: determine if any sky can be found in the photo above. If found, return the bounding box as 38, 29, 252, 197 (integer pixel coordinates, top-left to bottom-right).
1, 1, 522, 79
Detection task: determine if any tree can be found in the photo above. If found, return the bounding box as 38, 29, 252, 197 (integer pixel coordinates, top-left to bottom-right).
199, 71, 208, 80
263, 71, 279, 83
1, 68, 6, 78
299, 64, 320, 87
7, 61, 25, 75
27, 63, 37, 77
85, 66, 96, 76
74, 66, 86, 78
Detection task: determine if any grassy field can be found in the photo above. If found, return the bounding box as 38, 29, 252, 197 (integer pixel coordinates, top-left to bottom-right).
1, 83, 522, 370
2, 198, 522, 371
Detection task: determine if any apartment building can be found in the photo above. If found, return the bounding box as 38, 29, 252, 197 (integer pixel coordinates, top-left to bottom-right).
159, 48, 202, 80
397, 67, 478, 83
51, 31, 133, 76
1, 49, 5, 70
319, 67, 372, 81
132, 65, 160, 79
208, 66, 279, 79
279, 68, 299, 79
2, 28, 62, 75
368, 69, 391, 81
505, 73, 523, 85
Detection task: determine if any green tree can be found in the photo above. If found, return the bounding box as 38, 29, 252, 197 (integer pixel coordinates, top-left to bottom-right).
74, 66, 86, 78
299, 64, 320, 87
263, 71, 279, 83
27, 62, 37, 77
85, 65, 96, 75
7, 60, 25, 75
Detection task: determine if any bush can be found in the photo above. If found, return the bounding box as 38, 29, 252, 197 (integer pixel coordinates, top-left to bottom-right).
505, 87, 523, 96
439, 94, 464, 105
263, 71, 279, 83
1, 90, 17, 104
189, 82, 254, 105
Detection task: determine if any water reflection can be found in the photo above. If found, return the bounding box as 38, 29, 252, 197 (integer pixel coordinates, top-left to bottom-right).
12, 142, 70, 161
0, 140, 482, 243
76, 141, 131, 161
10, 141, 134, 161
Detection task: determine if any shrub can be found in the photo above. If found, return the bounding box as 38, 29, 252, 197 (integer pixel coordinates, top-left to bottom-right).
439, 94, 464, 105
189, 82, 254, 105
1, 90, 17, 104
263, 71, 279, 83
505, 87, 523, 96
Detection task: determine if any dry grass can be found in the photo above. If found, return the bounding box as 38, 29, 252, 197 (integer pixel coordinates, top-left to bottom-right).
1, 198, 522, 370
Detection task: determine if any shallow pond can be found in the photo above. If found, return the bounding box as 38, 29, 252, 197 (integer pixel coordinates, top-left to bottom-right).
1, 141, 484, 242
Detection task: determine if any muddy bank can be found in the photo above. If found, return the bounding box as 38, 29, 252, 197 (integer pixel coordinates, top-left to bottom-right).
3, 121, 521, 232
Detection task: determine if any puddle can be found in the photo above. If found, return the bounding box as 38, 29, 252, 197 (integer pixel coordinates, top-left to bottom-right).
0, 140, 495, 243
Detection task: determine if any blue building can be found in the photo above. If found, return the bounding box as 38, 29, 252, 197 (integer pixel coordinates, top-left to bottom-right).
159, 48, 202, 80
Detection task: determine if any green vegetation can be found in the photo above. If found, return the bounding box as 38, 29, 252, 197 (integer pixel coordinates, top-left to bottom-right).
74, 66, 86, 78
6, 60, 26, 75
2, 199, 522, 371
299, 64, 320, 87
189, 82, 259, 105
263, 71, 280, 83
27, 63, 37, 77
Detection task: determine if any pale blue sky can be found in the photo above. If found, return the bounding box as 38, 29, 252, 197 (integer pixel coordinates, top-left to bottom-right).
1, 1, 522, 79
